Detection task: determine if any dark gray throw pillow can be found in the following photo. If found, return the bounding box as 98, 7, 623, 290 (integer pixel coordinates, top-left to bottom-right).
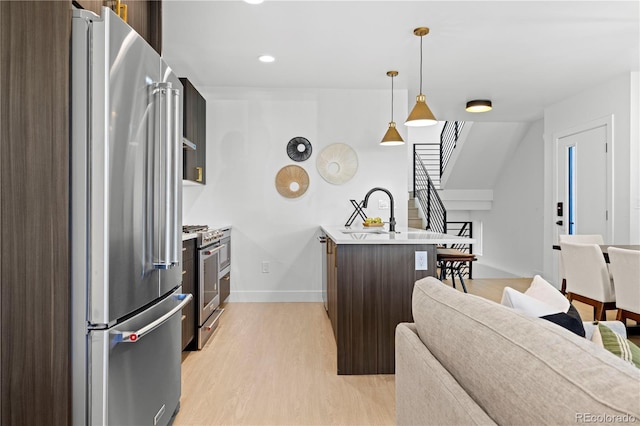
540, 304, 585, 337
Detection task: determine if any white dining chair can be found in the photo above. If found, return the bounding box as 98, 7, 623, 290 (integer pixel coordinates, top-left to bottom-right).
558, 234, 604, 294
607, 247, 640, 324
559, 241, 616, 321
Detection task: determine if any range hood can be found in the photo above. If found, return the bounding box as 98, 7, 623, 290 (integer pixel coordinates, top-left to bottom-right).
183, 137, 196, 150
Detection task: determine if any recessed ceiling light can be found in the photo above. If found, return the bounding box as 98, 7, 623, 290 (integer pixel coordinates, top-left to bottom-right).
465, 99, 492, 113
244, 0, 264, 4
258, 55, 275, 63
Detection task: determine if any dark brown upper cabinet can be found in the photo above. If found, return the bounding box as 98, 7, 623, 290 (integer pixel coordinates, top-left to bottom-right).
74, 0, 162, 54
180, 78, 206, 184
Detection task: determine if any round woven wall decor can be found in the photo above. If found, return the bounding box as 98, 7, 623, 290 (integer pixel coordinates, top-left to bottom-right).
287, 137, 312, 162
275, 165, 309, 198
316, 143, 358, 185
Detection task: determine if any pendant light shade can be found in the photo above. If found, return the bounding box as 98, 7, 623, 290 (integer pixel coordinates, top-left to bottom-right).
405, 27, 437, 127
381, 71, 404, 146
406, 94, 436, 126
381, 122, 404, 145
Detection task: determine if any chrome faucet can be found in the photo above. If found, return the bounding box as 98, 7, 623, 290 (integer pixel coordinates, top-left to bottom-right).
362, 187, 396, 232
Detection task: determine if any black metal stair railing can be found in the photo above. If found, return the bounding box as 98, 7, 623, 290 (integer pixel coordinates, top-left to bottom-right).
413, 143, 441, 188
440, 121, 465, 178
413, 127, 476, 278
445, 221, 474, 278
413, 151, 446, 234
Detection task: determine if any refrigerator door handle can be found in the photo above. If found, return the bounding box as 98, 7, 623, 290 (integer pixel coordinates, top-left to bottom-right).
170, 86, 181, 267
113, 293, 192, 343
149, 82, 180, 270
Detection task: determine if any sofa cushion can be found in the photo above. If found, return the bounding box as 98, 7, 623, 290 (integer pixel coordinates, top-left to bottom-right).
591, 323, 640, 368
395, 323, 496, 425
525, 274, 570, 313
583, 320, 627, 340
412, 277, 640, 425
539, 304, 585, 337
501, 286, 561, 316
501, 276, 585, 337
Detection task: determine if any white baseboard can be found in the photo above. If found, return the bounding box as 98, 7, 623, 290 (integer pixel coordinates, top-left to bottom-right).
472, 263, 520, 279
229, 290, 323, 303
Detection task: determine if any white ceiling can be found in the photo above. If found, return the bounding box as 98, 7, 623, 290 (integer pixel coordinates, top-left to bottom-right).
162, 1, 639, 123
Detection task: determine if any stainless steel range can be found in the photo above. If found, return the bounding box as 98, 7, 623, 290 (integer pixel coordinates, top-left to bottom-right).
186, 226, 230, 349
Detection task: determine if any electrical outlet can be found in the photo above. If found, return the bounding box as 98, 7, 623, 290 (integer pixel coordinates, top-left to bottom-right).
415, 251, 428, 270
378, 199, 389, 209
261, 261, 270, 273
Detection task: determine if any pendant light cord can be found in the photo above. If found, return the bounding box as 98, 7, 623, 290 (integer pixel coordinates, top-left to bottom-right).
391, 74, 394, 122
419, 34, 423, 94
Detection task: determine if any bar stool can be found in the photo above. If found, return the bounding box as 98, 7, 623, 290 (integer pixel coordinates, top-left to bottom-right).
437, 248, 477, 293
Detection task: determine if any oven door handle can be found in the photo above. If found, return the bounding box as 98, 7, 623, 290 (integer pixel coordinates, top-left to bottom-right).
113, 293, 193, 343
202, 244, 225, 258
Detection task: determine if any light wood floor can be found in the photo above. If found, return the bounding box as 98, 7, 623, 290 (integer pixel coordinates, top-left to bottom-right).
174, 277, 636, 425
175, 301, 395, 425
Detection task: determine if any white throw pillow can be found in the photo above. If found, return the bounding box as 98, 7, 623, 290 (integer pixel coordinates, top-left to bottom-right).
525, 275, 570, 314
501, 287, 562, 317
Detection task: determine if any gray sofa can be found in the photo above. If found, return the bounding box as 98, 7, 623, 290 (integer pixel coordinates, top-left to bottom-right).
396, 277, 640, 425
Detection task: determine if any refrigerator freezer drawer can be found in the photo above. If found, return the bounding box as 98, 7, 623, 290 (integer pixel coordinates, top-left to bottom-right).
88, 288, 191, 425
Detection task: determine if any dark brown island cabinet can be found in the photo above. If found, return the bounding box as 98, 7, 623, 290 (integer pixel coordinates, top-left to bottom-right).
181, 239, 197, 350
180, 78, 207, 184
325, 237, 437, 375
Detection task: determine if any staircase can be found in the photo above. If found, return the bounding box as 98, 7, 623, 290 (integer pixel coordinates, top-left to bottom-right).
413, 122, 466, 191
413, 150, 447, 234
413, 143, 441, 189
408, 193, 424, 229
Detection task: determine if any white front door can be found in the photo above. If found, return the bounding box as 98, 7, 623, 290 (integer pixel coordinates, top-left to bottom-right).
556, 125, 609, 240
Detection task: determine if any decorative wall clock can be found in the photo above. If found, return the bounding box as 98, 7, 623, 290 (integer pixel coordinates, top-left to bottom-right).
275, 165, 310, 198
287, 137, 312, 162
316, 143, 358, 185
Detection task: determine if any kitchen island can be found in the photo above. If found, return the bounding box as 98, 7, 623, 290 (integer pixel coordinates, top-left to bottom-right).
320, 225, 474, 375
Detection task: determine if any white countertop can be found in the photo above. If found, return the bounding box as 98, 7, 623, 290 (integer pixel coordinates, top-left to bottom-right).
182, 232, 198, 241
320, 225, 475, 245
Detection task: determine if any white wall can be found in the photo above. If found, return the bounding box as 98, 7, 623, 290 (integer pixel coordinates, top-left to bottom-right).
183, 88, 409, 302
466, 120, 545, 278
542, 72, 640, 285
442, 122, 530, 190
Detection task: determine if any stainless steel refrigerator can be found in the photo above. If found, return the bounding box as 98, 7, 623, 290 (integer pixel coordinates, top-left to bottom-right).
71, 7, 191, 425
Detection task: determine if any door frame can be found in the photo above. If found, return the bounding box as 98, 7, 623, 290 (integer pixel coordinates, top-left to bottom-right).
551, 115, 614, 279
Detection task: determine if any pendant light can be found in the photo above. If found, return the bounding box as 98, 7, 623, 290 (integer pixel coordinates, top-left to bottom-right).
405, 27, 437, 127
381, 71, 404, 146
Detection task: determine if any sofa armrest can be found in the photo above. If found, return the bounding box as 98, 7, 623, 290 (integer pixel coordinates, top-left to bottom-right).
395, 323, 496, 426
583, 320, 627, 340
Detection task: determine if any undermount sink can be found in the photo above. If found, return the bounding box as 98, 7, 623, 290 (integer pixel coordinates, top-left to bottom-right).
340, 229, 388, 235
